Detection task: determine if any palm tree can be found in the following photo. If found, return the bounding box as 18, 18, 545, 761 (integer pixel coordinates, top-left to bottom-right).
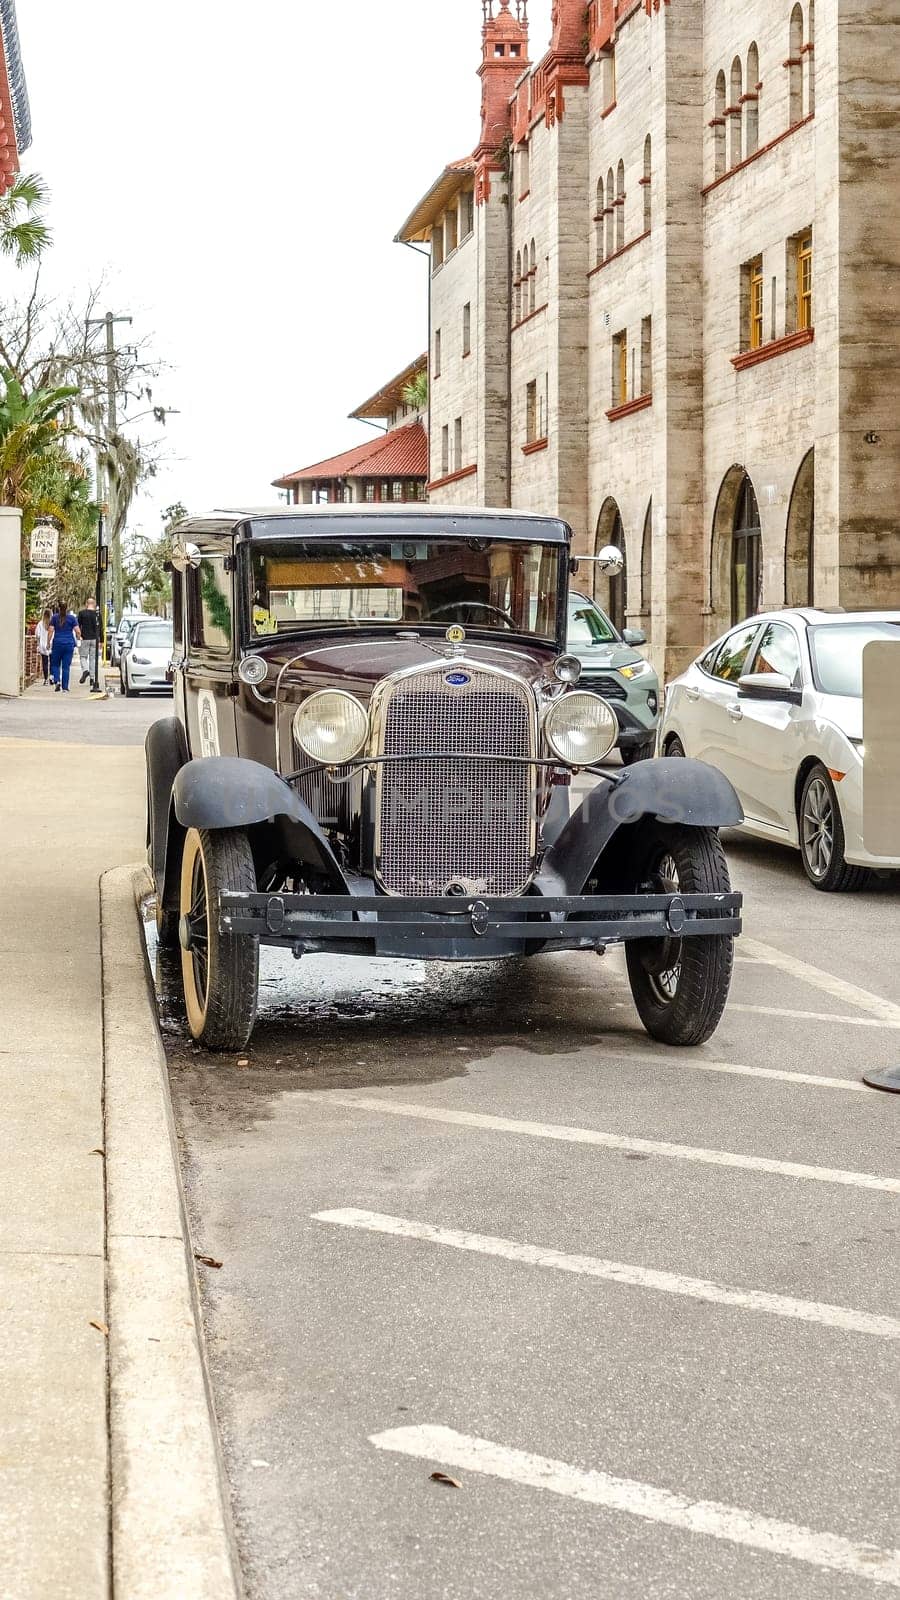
0, 173, 51, 263
402, 371, 428, 413
0, 368, 78, 531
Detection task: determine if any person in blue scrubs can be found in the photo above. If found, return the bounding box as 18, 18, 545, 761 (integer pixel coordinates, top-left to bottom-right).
48, 603, 82, 693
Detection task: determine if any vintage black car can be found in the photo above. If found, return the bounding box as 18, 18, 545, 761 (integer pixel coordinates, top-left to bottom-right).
146, 506, 743, 1052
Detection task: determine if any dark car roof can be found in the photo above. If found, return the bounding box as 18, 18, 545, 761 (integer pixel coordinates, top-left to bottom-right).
174, 505, 573, 546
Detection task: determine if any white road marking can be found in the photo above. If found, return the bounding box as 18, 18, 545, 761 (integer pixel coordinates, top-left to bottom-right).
603, 1052, 867, 1090
370, 1425, 900, 1588
741, 937, 900, 1027
319, 1094, 900, 1194
730, 1003, 900, 1030
316, 1209, 900, 1340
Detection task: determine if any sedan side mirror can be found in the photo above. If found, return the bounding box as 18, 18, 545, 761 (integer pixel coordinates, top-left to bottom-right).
622, 627, 647, 647
738, 672, 803, 705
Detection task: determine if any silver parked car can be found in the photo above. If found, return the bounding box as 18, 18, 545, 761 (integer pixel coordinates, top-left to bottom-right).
110, 612, 151, 666
566, 592, 660, 763
120, 619, 174, 697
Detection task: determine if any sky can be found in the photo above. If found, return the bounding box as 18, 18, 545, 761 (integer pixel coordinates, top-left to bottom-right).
11, 0, 553, 535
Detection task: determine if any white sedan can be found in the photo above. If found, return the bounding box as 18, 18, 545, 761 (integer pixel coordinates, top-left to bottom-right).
120, 619, 174, 697
657, 608, 900, 891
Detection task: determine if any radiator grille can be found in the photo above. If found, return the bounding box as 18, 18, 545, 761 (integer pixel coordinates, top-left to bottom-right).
377, 668, 535, 897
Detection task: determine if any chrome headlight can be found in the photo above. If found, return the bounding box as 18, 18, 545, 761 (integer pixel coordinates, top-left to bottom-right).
292, 690, 368, 764
544, 691, 618, 767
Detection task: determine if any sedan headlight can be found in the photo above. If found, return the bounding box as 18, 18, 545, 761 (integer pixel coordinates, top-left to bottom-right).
292, 690, 368, 764
544, 691, 618, 767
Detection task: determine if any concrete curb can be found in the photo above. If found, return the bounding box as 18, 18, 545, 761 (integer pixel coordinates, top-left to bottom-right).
100, 864, 242, 1600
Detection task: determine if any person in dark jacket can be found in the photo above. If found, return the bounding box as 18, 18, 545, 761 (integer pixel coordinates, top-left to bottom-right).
48, 603, 81, 693
76, 597, 100, 684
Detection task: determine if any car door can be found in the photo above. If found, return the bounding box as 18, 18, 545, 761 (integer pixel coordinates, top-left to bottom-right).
183, 549, 239, 758
727, 620, 804, 829
690, 622, 764, 785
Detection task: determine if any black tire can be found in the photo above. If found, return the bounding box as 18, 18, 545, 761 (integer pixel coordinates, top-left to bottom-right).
625, 824, 734, 1046
664, 735, 685, 758
180, 828, 259, 1051
620, 741, 654, 766
798, 764, 869, 893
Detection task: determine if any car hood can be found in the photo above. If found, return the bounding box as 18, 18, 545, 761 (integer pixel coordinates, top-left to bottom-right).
251, 634, 558, 699
572, 641, 653, 676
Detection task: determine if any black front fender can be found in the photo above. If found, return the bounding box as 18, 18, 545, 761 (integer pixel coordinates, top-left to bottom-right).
535, 757, 743, 896
172, 757, 349, 892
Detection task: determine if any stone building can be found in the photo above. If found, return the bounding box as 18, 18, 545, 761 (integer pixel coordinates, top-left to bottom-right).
396, 0, 900, 674
273, 356, 428, 506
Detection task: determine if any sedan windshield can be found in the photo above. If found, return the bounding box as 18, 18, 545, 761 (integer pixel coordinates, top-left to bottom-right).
248, 539, 561, 640
808, 621, 900, 696
132, 624, 173, 650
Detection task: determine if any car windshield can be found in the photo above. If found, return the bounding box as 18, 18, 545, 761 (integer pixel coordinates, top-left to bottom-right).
248, 539, 562, 640
132, 624, 172, 649
567, 595, 618, 646
808, 621, 900, 696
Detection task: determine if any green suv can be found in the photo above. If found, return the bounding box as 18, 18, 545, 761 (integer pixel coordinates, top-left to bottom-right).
567, 592, 660, 764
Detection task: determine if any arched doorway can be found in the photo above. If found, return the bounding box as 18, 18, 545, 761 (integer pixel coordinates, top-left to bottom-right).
595, 497, 625, 632
786, 450, 814, 607
732, 475, 762, 622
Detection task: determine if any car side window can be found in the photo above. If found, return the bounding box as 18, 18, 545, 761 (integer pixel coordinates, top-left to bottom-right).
698, 644, 719, 675
710, 622, 761, 683
747, 622, 802, 685
188, 558, 233, 656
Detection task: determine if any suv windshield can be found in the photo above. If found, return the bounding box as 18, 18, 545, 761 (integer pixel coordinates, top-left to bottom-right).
248, 539, 562, 640
567, 595, 618, 646
809, 621, 900, 696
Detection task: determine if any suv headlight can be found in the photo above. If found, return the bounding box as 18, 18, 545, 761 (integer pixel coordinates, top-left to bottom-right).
620, 660, 653, 681
544, 691, 618, 767
293, 690, 368, 764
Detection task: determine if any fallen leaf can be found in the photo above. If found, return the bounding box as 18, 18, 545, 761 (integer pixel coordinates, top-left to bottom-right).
236, 1057, 250, 1068
90, 1148, 105, 1157
194, 1253, 223, 1269
89, 1320, 109, 1336
430, 1471, 461, 1488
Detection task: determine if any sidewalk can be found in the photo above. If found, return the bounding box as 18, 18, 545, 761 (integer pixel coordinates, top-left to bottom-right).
0, 680, 148, 1598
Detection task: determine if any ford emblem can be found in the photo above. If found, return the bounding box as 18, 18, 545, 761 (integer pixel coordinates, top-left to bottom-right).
445, 672, 471, 687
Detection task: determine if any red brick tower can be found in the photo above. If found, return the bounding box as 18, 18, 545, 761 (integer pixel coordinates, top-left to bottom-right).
476, 1, 530, 157
549, 0, 587, 57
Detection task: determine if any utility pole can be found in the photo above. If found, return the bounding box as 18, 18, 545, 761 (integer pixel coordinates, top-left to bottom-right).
86, 311, 132, 628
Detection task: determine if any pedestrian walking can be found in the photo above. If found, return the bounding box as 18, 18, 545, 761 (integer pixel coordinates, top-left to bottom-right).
76, 597, 100, 686
48, 602, 81, 693
34, 608, 52, 685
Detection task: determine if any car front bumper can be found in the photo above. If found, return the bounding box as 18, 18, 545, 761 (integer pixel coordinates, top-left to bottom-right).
218, 889, 742, 961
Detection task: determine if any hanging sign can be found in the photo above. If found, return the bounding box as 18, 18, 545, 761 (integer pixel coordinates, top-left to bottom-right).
29, 524, 59, 571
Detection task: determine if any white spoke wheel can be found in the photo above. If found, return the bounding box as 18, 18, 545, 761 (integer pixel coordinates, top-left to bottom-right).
625, 825, 734, 1046
179, 828, 259, 1051
798, 764, 868, 893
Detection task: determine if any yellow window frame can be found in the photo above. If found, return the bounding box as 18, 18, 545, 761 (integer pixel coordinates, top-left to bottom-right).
749, 258, 764, 350
798, 235, 813, 330
617, 334, 628, 405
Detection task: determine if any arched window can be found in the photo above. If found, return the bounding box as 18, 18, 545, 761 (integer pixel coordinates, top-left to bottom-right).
640, 499, 653, 616
514, 250, 522, 324
732, 475, 762, 623
714, 71, 727, 178
616, 159, 625, 251
806, 0, 815, 115
529, 239, 536, 313
745, 43, 759, 156
642, 135, 652, 232
786, 450, 815, 606
595, 498, 626, 633
596, 177, 605, 265
789, 5, 804, 125
730, 57, 743, 167
605, 166, 615, 258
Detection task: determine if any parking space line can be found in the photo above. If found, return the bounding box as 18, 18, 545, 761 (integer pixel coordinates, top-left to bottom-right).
741, 938, 900, 1027
318, 1095, 900, 1194
370, 1425, 900, 1588
316, 1210, 900, 1339
600, 1053, 867, 1090
730, 1003, 900, 1030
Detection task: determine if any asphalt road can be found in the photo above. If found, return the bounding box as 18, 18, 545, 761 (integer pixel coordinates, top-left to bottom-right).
153, 810, 900, 1596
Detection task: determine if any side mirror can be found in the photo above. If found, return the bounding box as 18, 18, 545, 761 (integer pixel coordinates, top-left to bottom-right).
596, 544, 624, 577
738, 672, 802, 705
622, 627, 647, 647
170, 541, 202, 573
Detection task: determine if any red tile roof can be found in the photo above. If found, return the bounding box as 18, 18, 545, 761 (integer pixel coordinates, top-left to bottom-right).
273, 420, 427, 488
